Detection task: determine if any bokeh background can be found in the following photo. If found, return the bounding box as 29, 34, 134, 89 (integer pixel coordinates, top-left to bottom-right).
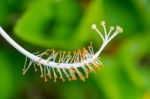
0, 0, 150, 99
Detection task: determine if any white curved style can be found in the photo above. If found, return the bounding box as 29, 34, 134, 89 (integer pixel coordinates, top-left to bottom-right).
0, 21, 123, 82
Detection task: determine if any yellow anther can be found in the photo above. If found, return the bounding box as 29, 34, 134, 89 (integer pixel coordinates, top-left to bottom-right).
22, 71, 26, 75
63, 51, 66, 54
72, 77, 77, 81
40, 74, 43, 78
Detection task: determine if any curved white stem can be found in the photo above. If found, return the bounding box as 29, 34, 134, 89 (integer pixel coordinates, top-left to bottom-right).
0, 22, 123, 69
0, 27, 94, 68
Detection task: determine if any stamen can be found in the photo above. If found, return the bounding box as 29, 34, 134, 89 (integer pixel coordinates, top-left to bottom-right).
52, 68, 57, 82
58, 51, 62, 64
90, 42, 94, 55
70, 51, 76, 63
57, 68, 65, 82
43, 66, 47, 82
33, 62, 38, 72
69, 68, 77, 80
82, 66, 89, 78
61, 51, 66, 63
74, 68, 85, 81
87, 63, 96, 73
47, 67, 52, 79
63, 51, 71, 63
22, 60, 33, 75
22, 56, 28, 72
39, 64, 44, 78
62, 69, 71, 81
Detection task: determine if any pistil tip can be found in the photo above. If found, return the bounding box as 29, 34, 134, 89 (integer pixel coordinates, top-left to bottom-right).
91, 24, 97, 30
116, 26, 123, 33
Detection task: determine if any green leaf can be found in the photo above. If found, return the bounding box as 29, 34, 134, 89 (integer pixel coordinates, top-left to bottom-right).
14, 0, 83, 50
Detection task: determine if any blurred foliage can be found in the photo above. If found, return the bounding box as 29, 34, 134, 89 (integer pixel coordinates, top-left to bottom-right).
0, 0, 150, 99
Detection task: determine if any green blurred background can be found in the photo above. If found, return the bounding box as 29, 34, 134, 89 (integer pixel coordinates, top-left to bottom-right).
0, 0, 150, 99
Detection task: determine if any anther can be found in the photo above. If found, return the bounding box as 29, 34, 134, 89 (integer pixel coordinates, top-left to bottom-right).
54, 75, 57, 82
86, 72, 89, 78
44, 77, 48, 82
22, 69, 25, 72
72, 77, 77, 80
63, 51, 66, 54
40, 74, 43, 78
68, 51, 71, 54
77, 49, 81, 54
22, 71, 26, 75
48, 74, 52, 79
34, 68, 38, 72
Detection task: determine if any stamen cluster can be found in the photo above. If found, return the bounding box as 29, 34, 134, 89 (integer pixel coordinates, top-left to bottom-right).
22, 21, 123, 82
0, 21, 123, 82
22, 42, 102, 82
